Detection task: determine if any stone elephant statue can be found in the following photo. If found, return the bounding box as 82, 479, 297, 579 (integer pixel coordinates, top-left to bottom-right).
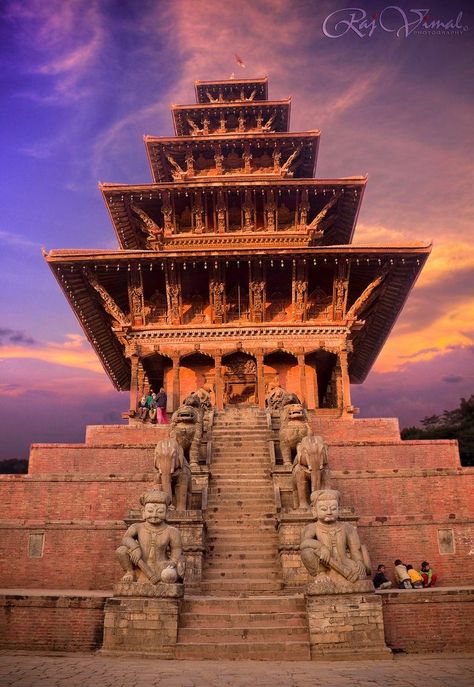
154, 438, 192, 511
292, 434, 330, 510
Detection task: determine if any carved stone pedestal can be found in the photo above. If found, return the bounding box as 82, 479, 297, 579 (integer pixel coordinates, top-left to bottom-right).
305, 579, 391, 660
102, 583, 183, 658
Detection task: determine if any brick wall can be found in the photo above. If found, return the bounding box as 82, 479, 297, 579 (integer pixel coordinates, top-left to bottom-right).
0, 593, 107, 651
381, 588, 474, 653
28, 439, 460, 475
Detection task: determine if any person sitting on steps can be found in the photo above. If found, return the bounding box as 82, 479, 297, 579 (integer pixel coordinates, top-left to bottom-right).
373, 564, 392, 589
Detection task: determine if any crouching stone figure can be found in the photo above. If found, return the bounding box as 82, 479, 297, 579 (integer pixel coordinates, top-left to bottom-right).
116, 490, 186, 585
300, 489, 370, 587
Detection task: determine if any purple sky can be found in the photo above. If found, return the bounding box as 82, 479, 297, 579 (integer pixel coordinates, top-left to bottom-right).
1, 0, 473, 461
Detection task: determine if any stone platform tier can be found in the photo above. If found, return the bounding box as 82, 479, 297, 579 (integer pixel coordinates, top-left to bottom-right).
0, 406, 472, 592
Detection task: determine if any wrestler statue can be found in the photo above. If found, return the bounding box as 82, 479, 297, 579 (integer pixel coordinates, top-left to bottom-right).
116, 490, 186, 585
300, 489, 370, 588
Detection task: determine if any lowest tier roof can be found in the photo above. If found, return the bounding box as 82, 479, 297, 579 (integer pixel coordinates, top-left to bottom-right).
45, 244, 430, 389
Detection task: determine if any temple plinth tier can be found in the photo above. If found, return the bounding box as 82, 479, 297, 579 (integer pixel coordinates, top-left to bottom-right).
45, 76, 431, 412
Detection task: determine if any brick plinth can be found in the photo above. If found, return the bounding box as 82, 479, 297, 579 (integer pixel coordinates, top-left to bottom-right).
305, 582, 391, 660
102, 592, 182, 657
0, 591, 107, 651
380, 587, 474, 653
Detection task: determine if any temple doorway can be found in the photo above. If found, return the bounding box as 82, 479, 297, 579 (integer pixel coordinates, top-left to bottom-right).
222, 351, 257, 405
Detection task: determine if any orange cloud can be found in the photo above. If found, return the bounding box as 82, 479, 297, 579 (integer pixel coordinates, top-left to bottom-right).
0, 333, 103, 374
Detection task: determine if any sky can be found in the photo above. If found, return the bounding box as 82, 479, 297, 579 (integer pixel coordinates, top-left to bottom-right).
0, 0, 473, 461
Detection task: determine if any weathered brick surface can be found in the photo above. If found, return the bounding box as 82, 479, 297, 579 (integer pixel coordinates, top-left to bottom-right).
28, 445, 155, 475
310, 417, 401, 442
380, 588, 474, 653
0, 519, 204, 590
306, 590, 389, 659
85, 425, 169, 445
28, 439, 460, 475
102, 596, 180, 657
328, 440, 460, 470
0, 593, 107, 651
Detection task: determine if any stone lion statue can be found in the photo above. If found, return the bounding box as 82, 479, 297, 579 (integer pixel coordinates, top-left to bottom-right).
279, 401, 310, 467
169, 397, 203, 467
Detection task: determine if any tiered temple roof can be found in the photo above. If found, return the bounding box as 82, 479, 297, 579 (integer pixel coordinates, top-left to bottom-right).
45, 76, 430, 411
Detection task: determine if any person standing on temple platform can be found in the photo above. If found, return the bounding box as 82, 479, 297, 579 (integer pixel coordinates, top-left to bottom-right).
406, 564, 424, 588
373, 564, 392, 589
394, 559, 412, 589
155, 387, 168, 424
137, 395, 148, 421
420, 561, 437, 587
148, 393, 158, 424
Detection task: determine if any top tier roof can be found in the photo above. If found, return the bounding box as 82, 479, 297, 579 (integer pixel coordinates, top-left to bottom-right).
195, 77, 268, 104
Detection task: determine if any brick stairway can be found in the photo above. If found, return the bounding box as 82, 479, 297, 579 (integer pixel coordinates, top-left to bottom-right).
177, 405, 310, 660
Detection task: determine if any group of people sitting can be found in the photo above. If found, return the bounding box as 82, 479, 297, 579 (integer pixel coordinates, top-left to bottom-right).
373, 561, 437, 590
137, 388, 168, 424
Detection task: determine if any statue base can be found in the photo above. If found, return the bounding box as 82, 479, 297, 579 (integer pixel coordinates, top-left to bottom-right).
305, 578, 392, 660
102, 583, 184, 657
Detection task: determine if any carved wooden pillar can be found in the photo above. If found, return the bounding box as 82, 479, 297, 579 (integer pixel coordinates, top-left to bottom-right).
339, 348, 352, 414
299, 189, 310, 228
214, 144, 224, 175
185, 148, 194, 176
162, 191, 174, 236
249, 260, 265, 323
216, 190, 227, 233
172, 355, 181, 411
272, 147, 282, 173
210, 262, 225, 324
293, 259, 307, 322
297, 353, 307, 407
192, 190, 204, 234
129, 354, 140, 412
165, 264, 181, 325
242, 189, 255, 231
256, 351, 265, 409
333, 261, 350, 321
265, 189, 276, 231
214, 351, 224, 410
312, 363, 320, 409
218, 112, 226, 133
128, 265, 145, 326
137, 359, 147, 398
242, 142, 252, 173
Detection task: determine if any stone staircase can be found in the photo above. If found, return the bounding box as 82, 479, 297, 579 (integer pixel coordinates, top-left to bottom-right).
177, 405, 310, 660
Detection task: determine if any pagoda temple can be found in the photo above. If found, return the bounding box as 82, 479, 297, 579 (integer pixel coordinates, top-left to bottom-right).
45, 76, 429, 414
1, 77, 473, 660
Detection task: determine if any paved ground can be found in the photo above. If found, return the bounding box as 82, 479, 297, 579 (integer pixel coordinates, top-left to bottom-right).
0, 653, 474, 687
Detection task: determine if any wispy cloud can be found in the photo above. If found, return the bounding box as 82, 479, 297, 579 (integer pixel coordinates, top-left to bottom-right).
0, 230, 40, 250
5, 0, 105, 104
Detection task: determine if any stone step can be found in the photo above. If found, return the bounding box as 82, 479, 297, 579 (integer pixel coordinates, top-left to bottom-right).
179, 611, 306, 628
203, 568, 282, 580
206, 496, 273, 503
203, 560, 279, 570
178, 626, 308, 642
204, 551, 279, 561
200, 580, 284, 593
176, 641, 311, 660
207, 548, 278, 558
182, 594, 306, 613
205, 513, 276, 521
206, 527, 276, 535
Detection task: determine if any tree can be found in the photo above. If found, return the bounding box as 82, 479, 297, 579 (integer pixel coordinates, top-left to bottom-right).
401, 395, 474, 466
